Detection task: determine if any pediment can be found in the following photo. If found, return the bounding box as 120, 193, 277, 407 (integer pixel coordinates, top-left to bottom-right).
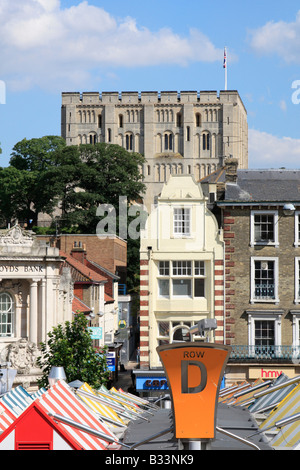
0, 225, 35, 247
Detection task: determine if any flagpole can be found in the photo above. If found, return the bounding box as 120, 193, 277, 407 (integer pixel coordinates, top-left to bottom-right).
224, 47, 227, 91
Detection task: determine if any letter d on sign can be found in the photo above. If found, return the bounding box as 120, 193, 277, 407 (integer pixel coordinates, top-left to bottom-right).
181, 360, 207, 394
157, 342, 231, 440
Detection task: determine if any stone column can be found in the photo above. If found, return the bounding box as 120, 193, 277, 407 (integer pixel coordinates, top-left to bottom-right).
29, 280, 38, 344
40, 279, 46, 343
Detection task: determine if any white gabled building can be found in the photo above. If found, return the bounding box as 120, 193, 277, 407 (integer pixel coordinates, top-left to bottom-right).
139, 175, 224, 371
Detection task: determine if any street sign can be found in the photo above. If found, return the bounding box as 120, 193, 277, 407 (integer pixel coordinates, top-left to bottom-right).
106, 351, 116, 372
157, 342, 231, 440
88, 327, 102, 340
118, 320, 126, 329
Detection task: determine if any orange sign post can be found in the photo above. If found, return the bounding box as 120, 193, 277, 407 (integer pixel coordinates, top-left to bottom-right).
157, 342, 231, 440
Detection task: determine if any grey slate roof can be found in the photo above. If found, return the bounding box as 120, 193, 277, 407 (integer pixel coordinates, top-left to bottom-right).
223, 169, 300, 203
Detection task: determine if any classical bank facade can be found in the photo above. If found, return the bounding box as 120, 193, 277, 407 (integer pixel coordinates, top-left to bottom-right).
0, 225, 73, 388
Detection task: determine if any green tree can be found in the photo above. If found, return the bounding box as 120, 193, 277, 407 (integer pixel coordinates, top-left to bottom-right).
0, 135, 67, 227
10, 135, 66, 172
37, 313, 109, 389
49, 143, 146, 232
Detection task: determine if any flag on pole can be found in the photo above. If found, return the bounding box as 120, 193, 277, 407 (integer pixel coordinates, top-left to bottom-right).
223, 47, 227, 69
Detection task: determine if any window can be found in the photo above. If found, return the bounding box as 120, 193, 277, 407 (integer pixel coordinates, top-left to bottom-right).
164, 133, 173, 151
251, 257, 278, 303
194, 261, 205, 297
176, 113, 182, 127
247, 310, 283, 358
250, 210, 278, 246
173, 208, 191, 236
158, 261, 170, 297
292, 311, 300, 356
255, 320, 275, 348
172, 261, 192, 297
202, 132, 210, 151
126, 133, 133, 151
157, 320, 197, 346
0, 293, 14, 337
295, 212, 300, 246
295, 258, 300, 303
158, 261, 205, 298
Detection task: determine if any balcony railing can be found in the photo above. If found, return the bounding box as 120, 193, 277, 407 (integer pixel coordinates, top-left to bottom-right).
254, 283, 275, 300
229, 345, 300, 363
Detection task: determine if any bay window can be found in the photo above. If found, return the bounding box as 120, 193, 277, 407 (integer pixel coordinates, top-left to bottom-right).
158, 260, 205, 298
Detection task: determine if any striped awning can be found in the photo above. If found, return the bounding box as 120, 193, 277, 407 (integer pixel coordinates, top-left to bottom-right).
260, 383, 300, 448
0, 385, 34, 415
0, 401, 16, 432
76, 382, 127, 428
36, 379, 120, 450
249, 374, 296, 414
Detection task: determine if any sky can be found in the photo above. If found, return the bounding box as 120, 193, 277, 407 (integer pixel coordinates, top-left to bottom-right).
1, 0, 300, 169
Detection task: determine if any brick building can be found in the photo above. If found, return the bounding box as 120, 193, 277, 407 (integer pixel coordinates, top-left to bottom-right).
217, 162, 300, 384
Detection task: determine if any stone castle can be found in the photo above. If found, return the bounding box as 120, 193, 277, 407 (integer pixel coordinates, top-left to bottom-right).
61, 90, 248, 208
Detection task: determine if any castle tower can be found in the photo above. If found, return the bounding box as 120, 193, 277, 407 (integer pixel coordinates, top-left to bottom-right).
61, 90, 248, 209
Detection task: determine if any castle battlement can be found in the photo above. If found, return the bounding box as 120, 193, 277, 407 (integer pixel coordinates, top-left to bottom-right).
62, 90, 244, 109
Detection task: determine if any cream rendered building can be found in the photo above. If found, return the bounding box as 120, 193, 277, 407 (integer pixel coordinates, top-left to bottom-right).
0, 225, 73, 389
139, 175, 224, 370
61, 90, 248, 209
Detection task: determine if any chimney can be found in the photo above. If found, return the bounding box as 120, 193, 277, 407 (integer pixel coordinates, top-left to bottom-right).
71, 241, 87, 264
225, 157, 238, 183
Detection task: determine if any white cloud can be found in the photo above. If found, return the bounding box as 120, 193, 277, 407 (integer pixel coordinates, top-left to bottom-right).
249, 11, 300, 63
249, 129, 300, 168
0, 0, 223, 91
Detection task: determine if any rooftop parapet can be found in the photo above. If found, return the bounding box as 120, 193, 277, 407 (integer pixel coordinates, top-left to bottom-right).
62, 90, 244, 108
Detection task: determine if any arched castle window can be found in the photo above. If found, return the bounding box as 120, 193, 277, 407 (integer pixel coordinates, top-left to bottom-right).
126, 133, 133, 151
98, 114, 102, 128
195, 113, 201, 127
0, 292, 14, 337
118, 114, 123, 128
89, 133, 97, 144
202, 132, 210, 151
164, 132, 173, 151
176, 113, 182, 127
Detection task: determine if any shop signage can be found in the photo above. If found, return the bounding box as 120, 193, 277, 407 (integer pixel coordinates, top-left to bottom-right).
118, 320, 126, 329
106, 351, 116, 372
135, 376, 168, 390
157, 342, 231, 440
88, 327, 102, 340
0, 265, 44, 274
249, 367, 295, 380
